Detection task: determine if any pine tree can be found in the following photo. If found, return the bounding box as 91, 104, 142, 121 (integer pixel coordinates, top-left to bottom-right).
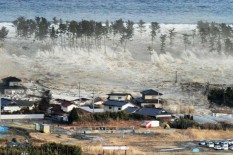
168, 28, 176, 46
183, 33, 191, 51
138, 19, 146, 38
150, 22, 160, 47
160, 34, 167, 53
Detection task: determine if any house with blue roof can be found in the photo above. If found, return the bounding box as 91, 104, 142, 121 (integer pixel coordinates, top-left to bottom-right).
103, 100, 135, 112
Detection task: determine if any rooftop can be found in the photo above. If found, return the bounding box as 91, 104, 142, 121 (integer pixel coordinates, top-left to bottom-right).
103, 100, 130, 107
136, 107, 170, 117
141, 89, 163, 95
2, 76, 21, 83
107, 93, 132, 96
3, 99, 35, 107
77, 106, 104, 113
124, 107, 139, 113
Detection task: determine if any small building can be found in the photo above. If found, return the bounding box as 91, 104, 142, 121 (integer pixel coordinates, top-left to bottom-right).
107, 93, 133, 102
135, 107, 171, 120
103, 100, 135, 112
137, 89, 163, 108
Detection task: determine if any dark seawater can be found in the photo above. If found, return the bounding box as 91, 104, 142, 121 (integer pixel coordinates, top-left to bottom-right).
0, 0, 232, 23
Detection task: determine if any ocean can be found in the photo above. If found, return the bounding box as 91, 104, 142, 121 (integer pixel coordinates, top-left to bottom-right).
0, 0, 232, 23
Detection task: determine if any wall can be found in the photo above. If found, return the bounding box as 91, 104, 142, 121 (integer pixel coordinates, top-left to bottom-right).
141, 103, 162, 108
144, 95, 159, 100
4, 89, 25, 95
0, 114, 44, 119
3, 106, 21, 112
9, 82, 20, 87
108, 95, 127, 101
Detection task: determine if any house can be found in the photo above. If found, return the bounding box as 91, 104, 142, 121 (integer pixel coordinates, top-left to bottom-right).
0, 77, 25, 95
107, 93, 133, 102
2, 77, 22, 87
48, 104, 68, 122
135, 107, 171, 119
2, 99, 35, 113
103, 100, 135, 112
60, 101, 77, 112
136, 89, 163, 108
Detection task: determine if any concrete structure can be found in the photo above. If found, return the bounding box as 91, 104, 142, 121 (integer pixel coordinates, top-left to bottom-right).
40, 124, 50, 133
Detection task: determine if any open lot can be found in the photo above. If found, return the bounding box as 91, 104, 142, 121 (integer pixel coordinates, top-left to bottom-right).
2, 121, 233, 154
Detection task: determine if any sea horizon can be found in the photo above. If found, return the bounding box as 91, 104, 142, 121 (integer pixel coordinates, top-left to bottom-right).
0, 0, 233, 24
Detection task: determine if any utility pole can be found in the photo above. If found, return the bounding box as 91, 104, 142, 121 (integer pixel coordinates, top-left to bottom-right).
92, 89, 95, 113
78, 82, 81, 106
175, 71, 178, 83
0, 92, 1, 123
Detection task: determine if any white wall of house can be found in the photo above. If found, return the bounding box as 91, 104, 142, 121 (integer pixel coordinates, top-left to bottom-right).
104, 103, 134, 112
108, 95, 132, 101
3, 106, 21, 112
9, 82, 20, 87
61, 104, 77, 112
144, 95, 160, 100
108, 95, 126, 101
3, 105, 34, 113
4, 89, 25, 95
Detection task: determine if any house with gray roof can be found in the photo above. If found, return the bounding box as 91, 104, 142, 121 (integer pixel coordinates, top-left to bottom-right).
103, 100, 135, 112
135, 107, 172, 119
137, 89, 163, 108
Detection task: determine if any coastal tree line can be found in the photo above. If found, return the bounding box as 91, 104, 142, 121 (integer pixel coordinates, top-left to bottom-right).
1, 16, 233, 54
